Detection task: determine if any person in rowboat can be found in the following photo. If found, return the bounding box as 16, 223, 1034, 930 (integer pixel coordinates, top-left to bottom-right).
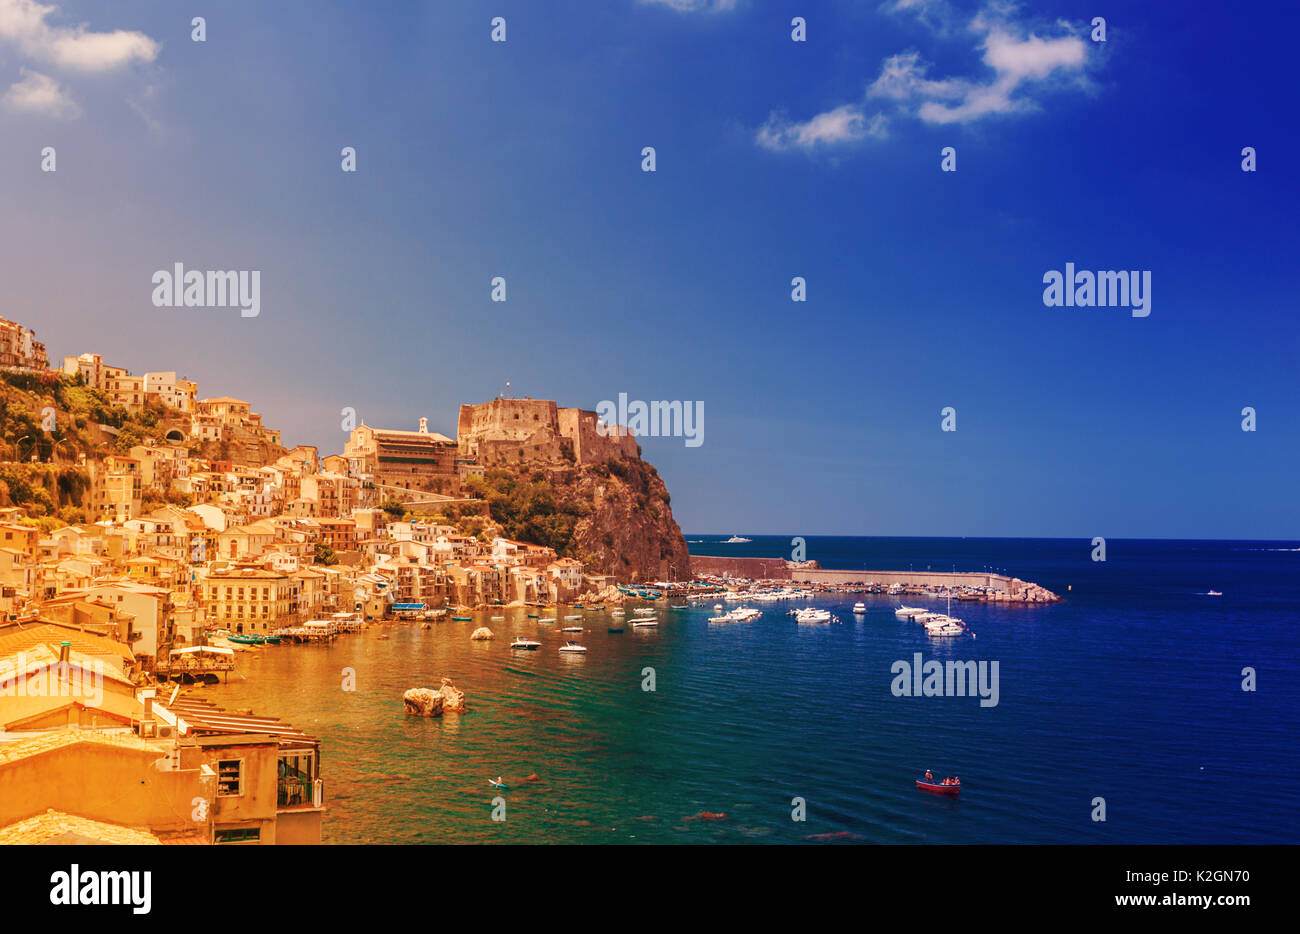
925, 770, 934, 782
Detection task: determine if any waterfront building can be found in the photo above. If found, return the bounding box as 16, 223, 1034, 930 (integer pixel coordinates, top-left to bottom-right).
201, 565, 297, 635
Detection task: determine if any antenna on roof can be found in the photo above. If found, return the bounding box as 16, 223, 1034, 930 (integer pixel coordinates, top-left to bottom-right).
506, 381, 510, 400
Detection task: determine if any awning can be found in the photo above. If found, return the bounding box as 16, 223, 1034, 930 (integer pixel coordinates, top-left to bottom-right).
170, 645, 235, 656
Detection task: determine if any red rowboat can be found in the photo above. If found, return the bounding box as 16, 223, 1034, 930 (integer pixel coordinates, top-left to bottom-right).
916, 779, 960, 796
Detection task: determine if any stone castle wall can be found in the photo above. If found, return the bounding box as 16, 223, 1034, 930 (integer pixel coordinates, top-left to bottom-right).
557, 408, 638, 465
458, 399, 639, 469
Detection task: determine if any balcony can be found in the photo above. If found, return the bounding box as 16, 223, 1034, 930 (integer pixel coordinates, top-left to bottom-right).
277, 776, 324, 810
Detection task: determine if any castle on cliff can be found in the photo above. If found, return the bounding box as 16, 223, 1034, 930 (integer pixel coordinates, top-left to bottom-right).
457, 397, 637, 469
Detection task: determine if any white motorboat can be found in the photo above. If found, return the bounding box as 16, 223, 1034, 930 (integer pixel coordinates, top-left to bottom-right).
634, 608, 656, 616
564, 615, 583, 620
559, 642, 587, 654
725, 535, 752, 543
795, 608, 833, 623
631, 618, 659, 627
852, 602, 867, 614
510, 638, 541, 650
895, 606, 929, 620
561, 626, 583, 632
539, 617, 556, 623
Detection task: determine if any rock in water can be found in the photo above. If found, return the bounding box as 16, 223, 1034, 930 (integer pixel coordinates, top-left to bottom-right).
438, 677, 467, 712
470, 627, 494, 641
403, 688, 444, 717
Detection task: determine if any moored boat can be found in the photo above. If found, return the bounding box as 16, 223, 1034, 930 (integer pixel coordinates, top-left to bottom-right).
510, 638, 541, 650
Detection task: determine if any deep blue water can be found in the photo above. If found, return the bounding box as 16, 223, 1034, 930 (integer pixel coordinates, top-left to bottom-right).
680, 535, 1300, 843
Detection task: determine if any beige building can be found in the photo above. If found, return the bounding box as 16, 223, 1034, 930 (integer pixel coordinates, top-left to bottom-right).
202, 566, 297, 634
345, 419, 459, 495
0, 318, 48, 371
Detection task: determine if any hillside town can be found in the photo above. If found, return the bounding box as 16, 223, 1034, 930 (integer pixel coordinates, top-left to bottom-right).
0, 316, 662, 845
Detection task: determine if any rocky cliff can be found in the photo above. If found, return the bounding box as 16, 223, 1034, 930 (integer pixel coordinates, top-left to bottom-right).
544, 455, 690, 582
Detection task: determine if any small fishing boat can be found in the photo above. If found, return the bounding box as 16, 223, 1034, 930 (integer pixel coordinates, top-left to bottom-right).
564, 615, 582, 620
573, 604, 584, 609
489, 777, 507, 789
228, 634, 265, 645
670, 604, 688, 610
916, 778, 960, 797
510, 638, 542, 650
561, 626, 583, 633
631, 619, 658, 628
539, 617, 556, 623
451, 616, 472, 622
264, 635, 281, 644
527, 613, 540, 619
588, 605, 605, 610
559, 642, 587, 654
611, 609, 626, 616
491, 615, 505, 621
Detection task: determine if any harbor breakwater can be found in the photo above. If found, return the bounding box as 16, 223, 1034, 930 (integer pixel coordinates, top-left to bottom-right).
690, 555, 1061, 603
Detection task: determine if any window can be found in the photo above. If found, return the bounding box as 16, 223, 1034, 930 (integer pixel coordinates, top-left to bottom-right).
216, 759, 243, 796
214, 827, 260, 844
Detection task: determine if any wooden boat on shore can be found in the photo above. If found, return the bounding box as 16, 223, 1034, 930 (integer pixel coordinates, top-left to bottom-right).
916, 779, 960, 797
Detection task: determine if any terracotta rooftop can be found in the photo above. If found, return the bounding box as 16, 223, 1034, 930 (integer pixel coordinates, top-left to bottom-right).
0, 810, 162, 846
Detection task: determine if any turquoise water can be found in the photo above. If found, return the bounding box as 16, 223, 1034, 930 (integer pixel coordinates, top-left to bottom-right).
202, 536, 1300, 844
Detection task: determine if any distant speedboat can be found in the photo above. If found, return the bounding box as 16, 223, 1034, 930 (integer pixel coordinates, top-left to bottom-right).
724, 535, 752, 543
852, 602, 867, 614
510, 638, 541, 650
1207, 590, 1223, 596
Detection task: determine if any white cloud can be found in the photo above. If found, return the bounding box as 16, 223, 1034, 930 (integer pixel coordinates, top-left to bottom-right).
0, 0, 159, 71
640, 0, 737, 11
911, 16, 1088, 124
758, 3, 1094, 150
757, 105, 888, 152
2, 66, 79, 117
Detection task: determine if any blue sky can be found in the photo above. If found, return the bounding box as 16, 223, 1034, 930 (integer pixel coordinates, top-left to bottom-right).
1, 0, 1296, 539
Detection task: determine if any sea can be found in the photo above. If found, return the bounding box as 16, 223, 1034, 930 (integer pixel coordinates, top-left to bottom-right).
201, 536, 1300, 844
